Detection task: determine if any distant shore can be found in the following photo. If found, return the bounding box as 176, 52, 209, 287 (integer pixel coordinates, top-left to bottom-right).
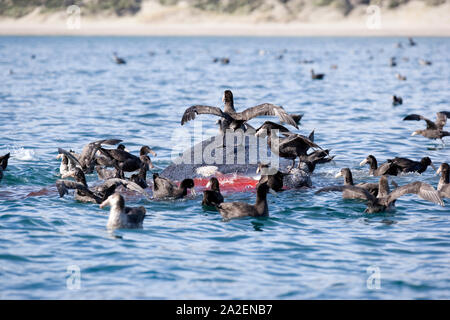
0, 21, 449, 37
1, 0, 449, 37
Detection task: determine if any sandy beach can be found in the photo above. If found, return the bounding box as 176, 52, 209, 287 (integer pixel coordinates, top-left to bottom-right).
0, 0, 449, 36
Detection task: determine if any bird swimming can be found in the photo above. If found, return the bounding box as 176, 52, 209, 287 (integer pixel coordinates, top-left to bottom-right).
316, 176, 444, 213
310, 69, 325, 80
334, 168, 379, 197
392, 95, 403, 106
152, 173, 195, 199
181, 90, 298, 137
256, 163, 286, 192
112, 52, 126, 64
56, 167, 148, 204
0, 152, 9, 182
100, 193, 146, 230
396, 73, 407, 81
360, 155, 399, 176
216, 181, 275, 220
403, 111, 450, 141
436, 163, 449, 199
387, 156, 436, 174
202, 177, 224, 207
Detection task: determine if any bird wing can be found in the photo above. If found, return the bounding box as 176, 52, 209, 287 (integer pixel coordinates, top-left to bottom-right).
55, 180, 93, 198
436, 112, 450, 130
387, 182, 444, 206
0, 152, 10, 170
403, 114, 437, 130
102, 178, 150, 198
257, 121, 292, 134
233, 104, 299, 129
315, 185, 376, 203
98, 148, 136, 163
279, 134, 322, 150
181, 105, 229, 125
58, 148, 81, 167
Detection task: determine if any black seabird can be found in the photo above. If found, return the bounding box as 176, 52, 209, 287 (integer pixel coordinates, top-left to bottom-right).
98, 146, 156, 178
360, 155, 399, 176
334, 168, 379, 197
256, 163, 287, 192
387, 157, 436, 174
316, 176, 444, 213
56, 168, 148, 203
392, 95, 403, 106
436, 163, 449, 198
216, 181, 275, 220
181, 90, 299, 135
113, 52, 126, 64
403, 111, 450, 141
310, 69, 325, 80
202, 177, 224, 207
152, 173, 194, 199
0, 152, 9, 182
255, 121, 321, 170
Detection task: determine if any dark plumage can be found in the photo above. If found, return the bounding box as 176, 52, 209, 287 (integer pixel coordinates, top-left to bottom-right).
387, 157, 435, 174
311, 69, 325, 80
99, 145, 156, 178
216, 181, 274, 220
113, 52, 126, 64
130, 155, 153, 189
255, 121, 321, 170
436, 163, 449, 198
59, 139, 122, 174
181, 90, 299, 135
316, 176, 444, 213
256, 163, 286, 192
152, 173, 194, 199
0, 152, 10, 170
100, 193, 146, 229
360, 155, 399, 176
56, 168, 148, 203
202, 177, 224, 206
408, 37, 417, 46
403, 111, 450, 140
392, 95, 403, 106
335, 168, 379, 197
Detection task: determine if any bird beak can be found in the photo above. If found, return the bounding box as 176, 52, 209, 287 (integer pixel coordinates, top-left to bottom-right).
435, 166, 441, 175
256, 166, 260, 174
99, 199, 109, 209
56, 154, 62, 159
124, 148, 130, 153
269, 188, 278, 197
360, 159, 368, 166
411, 131, 418, 136
335, 171, 343, 178
205, 181, 211, 189
430, 162, 436, 171
190, 188, 197, 196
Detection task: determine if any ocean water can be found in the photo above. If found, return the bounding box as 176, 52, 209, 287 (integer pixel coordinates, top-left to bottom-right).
0, 36, 449, 299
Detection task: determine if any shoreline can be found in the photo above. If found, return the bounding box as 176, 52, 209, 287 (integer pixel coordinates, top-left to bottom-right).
1, 22, 449, 37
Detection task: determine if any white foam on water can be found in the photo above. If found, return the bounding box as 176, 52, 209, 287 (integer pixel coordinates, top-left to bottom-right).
12, 147, 35, 161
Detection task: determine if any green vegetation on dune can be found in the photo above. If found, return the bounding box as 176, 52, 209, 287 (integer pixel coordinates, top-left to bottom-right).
0, 0, 446, 18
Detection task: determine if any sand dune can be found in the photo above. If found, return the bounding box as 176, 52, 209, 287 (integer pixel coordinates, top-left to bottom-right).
0, 0, 449, 36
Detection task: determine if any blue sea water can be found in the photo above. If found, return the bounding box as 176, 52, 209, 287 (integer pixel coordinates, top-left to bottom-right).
0, 36, 449, 299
